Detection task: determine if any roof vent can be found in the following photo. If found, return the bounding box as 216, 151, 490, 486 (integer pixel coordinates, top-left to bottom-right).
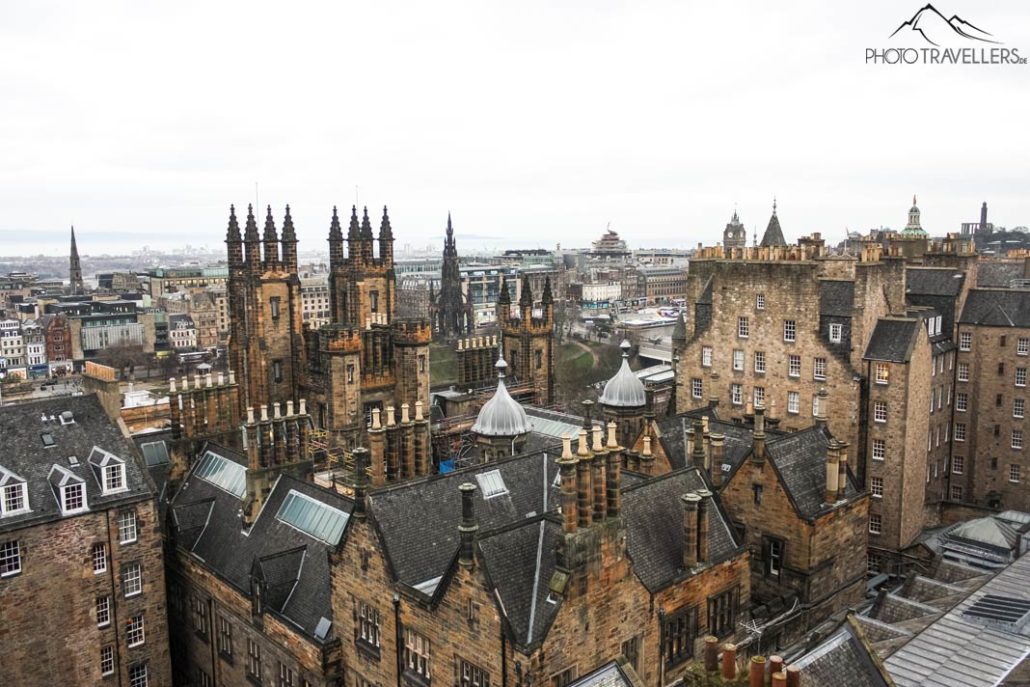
60, 411, 74, 425
41, 432, 56, 448
68, 456, 79, 466
964, 594, 1030, 629
314, 617, 332, 641
475, 469, 509, 499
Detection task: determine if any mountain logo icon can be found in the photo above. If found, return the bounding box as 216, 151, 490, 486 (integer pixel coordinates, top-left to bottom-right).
890, 4, 1000, 47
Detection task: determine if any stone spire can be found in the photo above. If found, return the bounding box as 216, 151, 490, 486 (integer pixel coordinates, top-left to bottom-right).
328, 206, 344, 267
378, 206, 394, 265
542, 276, 553, 305
519, 274, 533, 310
244, 204, 262, 272
359, 206, 374, 264
760, 197, 786, 247
68, 226, 84, 295
281, 205, 298, 272
497, 275, 511, 324
262, 205, 279, 267
226, 205, 243, 268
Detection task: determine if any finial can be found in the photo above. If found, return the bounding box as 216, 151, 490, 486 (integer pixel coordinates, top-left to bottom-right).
913, 194, 917, 206
620, 339, 631, 357
772, 196, 777, 215
495, 354, 508, 377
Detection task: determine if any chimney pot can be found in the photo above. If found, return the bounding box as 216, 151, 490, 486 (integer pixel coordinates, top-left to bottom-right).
703, 636, 719, 673
247, 406, 255, 424
458, 482, 479, 567
299, 398, 306, 415
286, 400, 294, 416
785, 665, 800, 687
415, 400, 424, 421
642, 435, 652, 457
606, 421, 618, 448
273, 402, 281, 419
561, 435, 573, 459
229, 369, 236, 384
591, 425, 604, 452
401, 403, 410, 424
721, 644, 737, 680
681, 492, 701, 569
371, 407, 382, 430
386, 406, 396, 427
749, 656, 766, 687
169, 377, 177, 393
260, 405, 268, 422
577, 429, 590, 457
218, 372, 225, 385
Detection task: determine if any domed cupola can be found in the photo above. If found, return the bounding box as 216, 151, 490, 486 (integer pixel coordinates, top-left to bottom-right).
472, 354, 531, 438
600, 340, 646, 408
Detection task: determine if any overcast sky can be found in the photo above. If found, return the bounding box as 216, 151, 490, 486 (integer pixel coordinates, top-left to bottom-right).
1, 1, 1028, 256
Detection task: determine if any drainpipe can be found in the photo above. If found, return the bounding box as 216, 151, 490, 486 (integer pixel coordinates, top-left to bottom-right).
501, 625, 508, 687
393, 593, 403, 687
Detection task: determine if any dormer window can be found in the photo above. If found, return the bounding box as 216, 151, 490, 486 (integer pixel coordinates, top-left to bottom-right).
0, 468, 29, 517
89, 447, 128, 495
104, 465, 125, 493
62, 483, 86, 513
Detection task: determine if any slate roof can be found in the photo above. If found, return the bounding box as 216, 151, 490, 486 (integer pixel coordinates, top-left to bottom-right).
169, 445, 352, 643
369, 451, 561, 591
863, 318, 920, 363
622, 467, 740, 592
760, 211, 786, 247
819, 280, 855, 317
906, 268, 965, 296
977, 261, 1023, 288
657, 409, 783, 475
885, 551, 1030, 687
567, 662, 638, 687
0, 394, 153, 533
763, 426, 860, 520
793, 615, 891, 687
478, 517, 562, 646
959, 289, 1030, 328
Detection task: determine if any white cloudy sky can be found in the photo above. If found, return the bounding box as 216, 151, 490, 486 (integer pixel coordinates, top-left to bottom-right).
1, 0, 1028, 256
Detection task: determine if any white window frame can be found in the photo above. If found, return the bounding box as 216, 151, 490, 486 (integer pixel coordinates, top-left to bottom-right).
701, 346, 712, 368
92, 542, 107, 574
953, 455, 964, 475
101, 646, 115, 677
1016, 398, 1026, 419
1011, 464, 1022, 484
1013, 430, 1024, 450
869, 514, 882, 535
0, 481, 29, 517
783, 320, 796, 343
957, 362, 969, 382
955, 423, 966, 442
813, 357, 826, 381
0, 540, 21, 577
871, 439, 886, 461
1017, 368, 1027, 388
951, 485, 964, 500
956, 393, 968, 412
129, 663, 148, 687
118, 511, 138, 544
753, 387, 765, 407
787, 391, 800, 415
103, 464, 127, 494
127, 614, 145, 648
873, 401, 887, 423
732, 349, 744, 371
959, 332, 972, 351
1019, 337, 1030, 356
97, 595, 111, 627
788, 355, 800, 378
756, 293, 765, 310
691, 378, 703, 399
870, 477, 883, 498
829, 323, 843, 343
875, 362, 889, 385
731, 384, 743, 406
754, 351, 766, 374
738, 317, 749, 339
123, 562, 143, 598
61, 482, 87, 515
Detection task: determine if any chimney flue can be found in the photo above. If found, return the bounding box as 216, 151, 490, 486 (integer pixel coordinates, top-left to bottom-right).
696, 488, 711, 563
559, 436, 578, 534
837, 440, 850, 500
681, 492, 701, 569
458, 483, 479, 568
825, 439, 840, 503
352, 447, 369, 518
710, 433, 725, 488
753, 403, 766, 462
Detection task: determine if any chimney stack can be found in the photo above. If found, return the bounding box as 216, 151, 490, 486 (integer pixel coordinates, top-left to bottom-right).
703, 636, 719, 673
696, 488, 711, 564
559, 436, 578, 534
753, 403, 766, 462
837, 440, 850, 500
352, 447, 369, 518
681, 492, 701, 569
591, 426, 606, 523
605, 428, 622, 519
710, 433, 725, 488
641, 436, 654, 475
708, 371, 720, 407
576, 429, 593, 528
749, 656, 766, 687
721, 644, 737, 680
825, 439, 840, 504
814, 387, 828, 429
458, 483, 479, 568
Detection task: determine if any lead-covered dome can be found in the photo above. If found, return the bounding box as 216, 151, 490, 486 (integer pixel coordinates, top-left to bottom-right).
472, 355, 531, 437
599, 340, 646, 408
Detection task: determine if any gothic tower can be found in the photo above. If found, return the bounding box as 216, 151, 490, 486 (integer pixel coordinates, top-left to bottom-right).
68, 226, 84, 295
498, 275, 555, 405
759, 198, 786, 247
723, 210, 746, 249
226, 204, 306, 418
432, 214, 473, 339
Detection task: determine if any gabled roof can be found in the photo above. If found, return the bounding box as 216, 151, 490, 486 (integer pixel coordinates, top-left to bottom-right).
622, 467, 741, 592
976, 261, 1023, 288
863, 318, 920, 363
762, 426, 860, 520
959, 289, 1030, 328
793, 614, 893, 687
169, 453, 353, 644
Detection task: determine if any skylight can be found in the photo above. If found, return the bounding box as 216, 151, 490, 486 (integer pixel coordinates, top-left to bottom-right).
140, 441, 170, 467
476, 469, 509, 499
276, 490, 348, 545
193, 450, 247, 499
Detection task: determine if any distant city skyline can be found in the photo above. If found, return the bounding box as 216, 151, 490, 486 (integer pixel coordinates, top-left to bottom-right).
1, 1, 1027, 255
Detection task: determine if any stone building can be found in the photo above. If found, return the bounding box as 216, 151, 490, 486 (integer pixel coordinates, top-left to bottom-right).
723, 210, 747, 249
430, 214, 474, 339
0, 395, 171, 686
499, 274, 555, 406
952, 289, 1030, 511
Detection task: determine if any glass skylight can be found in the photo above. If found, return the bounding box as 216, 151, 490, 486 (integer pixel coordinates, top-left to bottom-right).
193, 450, 247, 498
276, 490, 348, 545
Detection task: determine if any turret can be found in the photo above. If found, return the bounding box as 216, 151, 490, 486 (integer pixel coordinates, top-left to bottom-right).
244, 204, 262, 274
541, 276, 554, 323
262, 205, 279, 268
328, 206, 344, 267
346, 205, 360, 263
378, 205, 394, 266
281, 205, 298, 272
497, 275, 512, 325
359, 206, 374, 264
226, 205, 243, 269
519, 274, 533, 320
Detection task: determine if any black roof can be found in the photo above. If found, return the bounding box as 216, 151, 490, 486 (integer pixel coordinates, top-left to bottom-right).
622, 467, 740, 592
658, 409, 786, 476
960, 289, 1030, 328
863, 318, 920, 363
977, 261, 1023, 288
762, 426, 860, 519
0, 395, 153, 534
906, 267, 965, 296
170, 445, 353, 643
792, 615, 891, 687
819, 280, 855, 317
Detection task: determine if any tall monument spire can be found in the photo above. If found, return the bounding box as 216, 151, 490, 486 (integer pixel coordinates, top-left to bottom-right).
68, 226, 84, 295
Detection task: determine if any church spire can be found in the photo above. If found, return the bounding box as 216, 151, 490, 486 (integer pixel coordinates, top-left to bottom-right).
226, 205, 243, 268
328, 206, 344, 267
262, 205, 279, 267
244, 204, 262, 272
378, 205, 394, 265
281, 204, 298, 272
68, 226, 84, 295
